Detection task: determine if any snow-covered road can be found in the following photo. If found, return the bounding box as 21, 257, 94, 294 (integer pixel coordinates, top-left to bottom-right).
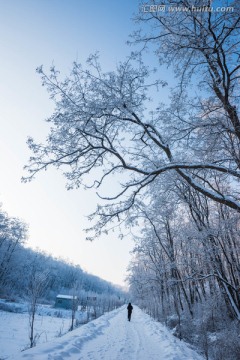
16, 305, 204, 360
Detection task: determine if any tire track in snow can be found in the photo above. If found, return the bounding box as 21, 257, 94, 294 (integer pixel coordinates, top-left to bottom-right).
78, 306, 204, 360
79, 306, 138, 360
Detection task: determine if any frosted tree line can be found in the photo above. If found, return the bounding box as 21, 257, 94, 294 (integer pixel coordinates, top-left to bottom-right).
127, 175, 240, 359
0, 204, 125, 308
21, 1, 240, 358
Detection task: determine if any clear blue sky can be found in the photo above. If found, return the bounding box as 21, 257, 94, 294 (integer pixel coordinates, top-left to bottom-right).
0, 0, 145, 287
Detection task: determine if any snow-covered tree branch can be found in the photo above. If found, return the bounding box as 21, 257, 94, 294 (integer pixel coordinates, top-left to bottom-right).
23, 1, 240, 239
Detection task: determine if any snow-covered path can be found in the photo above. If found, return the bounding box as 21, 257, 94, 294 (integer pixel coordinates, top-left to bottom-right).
16, 306, 204, 360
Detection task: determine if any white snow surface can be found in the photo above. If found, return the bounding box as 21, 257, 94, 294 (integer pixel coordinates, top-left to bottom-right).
13, 305, 204, 360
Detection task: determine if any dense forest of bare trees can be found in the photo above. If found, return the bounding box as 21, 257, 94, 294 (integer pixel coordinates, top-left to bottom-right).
127, 174, 240, 359
127, 3, 240, 358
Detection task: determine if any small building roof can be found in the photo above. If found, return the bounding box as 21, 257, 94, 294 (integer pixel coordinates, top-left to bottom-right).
56, 294, 77, 300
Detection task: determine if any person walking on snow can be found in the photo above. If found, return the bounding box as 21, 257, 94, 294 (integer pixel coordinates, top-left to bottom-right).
127, 303, 133, 321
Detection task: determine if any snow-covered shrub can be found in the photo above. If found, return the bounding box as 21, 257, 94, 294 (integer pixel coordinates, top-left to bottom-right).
0, 300, 25, 313
209, 322, 240, 360
166, 314, 179, 330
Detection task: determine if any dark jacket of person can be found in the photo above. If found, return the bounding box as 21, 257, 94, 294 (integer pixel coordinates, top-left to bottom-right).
127, 303, 133, 313
127, 303, 133, 321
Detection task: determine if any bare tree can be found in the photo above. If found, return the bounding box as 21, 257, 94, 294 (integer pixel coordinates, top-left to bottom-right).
27, 266, 50, 348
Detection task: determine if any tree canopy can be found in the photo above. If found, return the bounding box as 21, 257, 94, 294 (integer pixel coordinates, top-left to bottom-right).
24, 1, 240, 238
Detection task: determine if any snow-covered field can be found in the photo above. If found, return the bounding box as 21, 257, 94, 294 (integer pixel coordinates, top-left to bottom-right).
0, 300, 87, 359
2, 304, 205, 360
